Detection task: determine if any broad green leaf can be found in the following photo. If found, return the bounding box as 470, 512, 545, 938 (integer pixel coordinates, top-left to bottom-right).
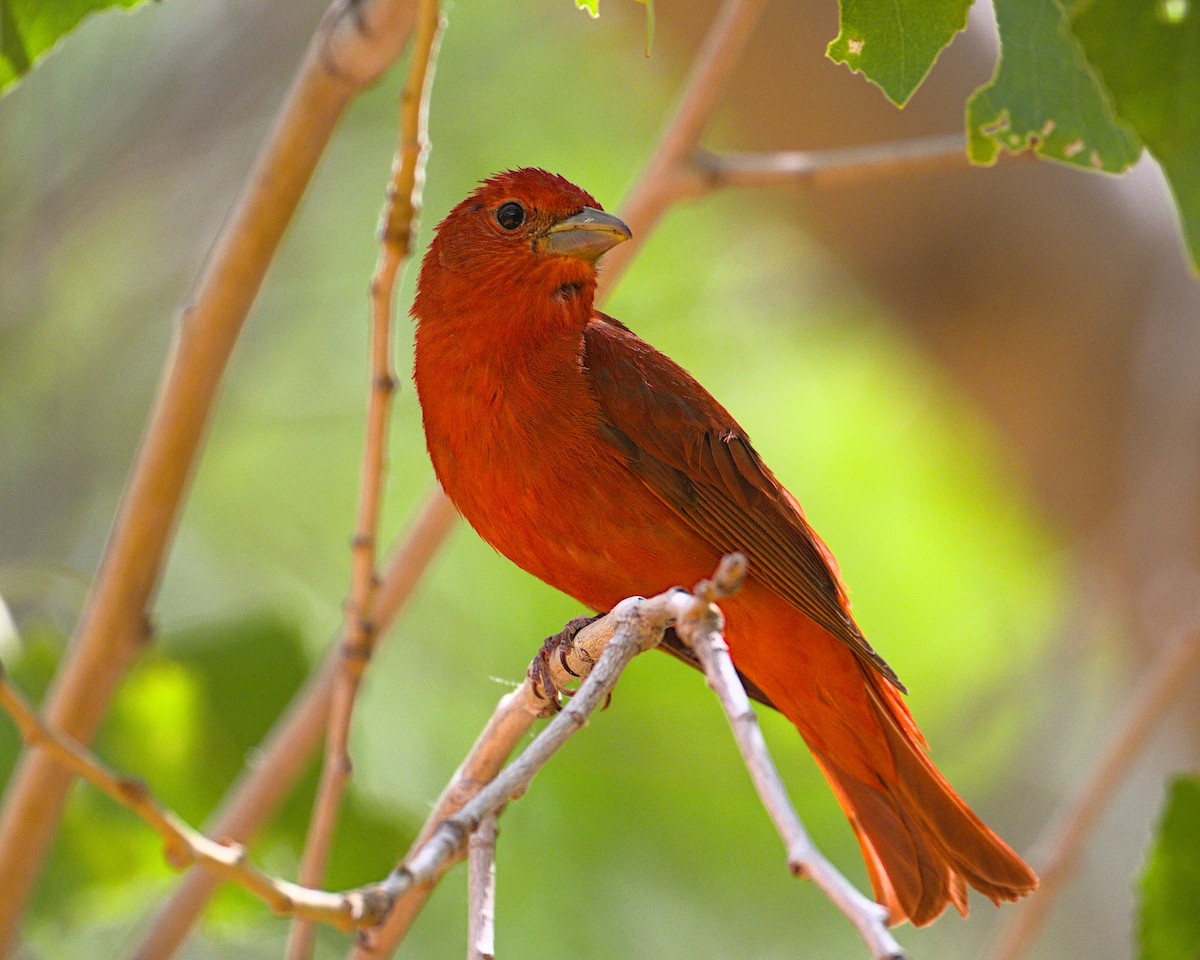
827, 0, 973, 107
967, 0, 1141, 172
1070, 0, 1200, 270
1, 0, 151, 95
1138, 776, 1200, 960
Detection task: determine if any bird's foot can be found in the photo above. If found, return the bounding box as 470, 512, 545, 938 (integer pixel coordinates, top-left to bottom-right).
529, 614, 601, 716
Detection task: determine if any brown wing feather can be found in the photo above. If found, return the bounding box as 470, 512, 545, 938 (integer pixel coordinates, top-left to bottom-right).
584, 313, 905, 693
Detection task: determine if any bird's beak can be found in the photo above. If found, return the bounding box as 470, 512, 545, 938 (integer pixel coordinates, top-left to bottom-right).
538, 208, 632, 262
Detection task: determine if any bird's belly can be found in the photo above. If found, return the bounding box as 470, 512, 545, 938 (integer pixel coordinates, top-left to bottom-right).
440, 418, 720, 615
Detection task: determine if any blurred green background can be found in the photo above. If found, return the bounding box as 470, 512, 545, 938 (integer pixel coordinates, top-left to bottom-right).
2, 1, 1193, 958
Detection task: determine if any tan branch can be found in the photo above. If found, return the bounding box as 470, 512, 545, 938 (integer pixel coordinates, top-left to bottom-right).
691, 132, 976, 192
289, 3, 443, 957
467, 814, 498, 960
597, 0, 769, 299
0, 0, 420, 950
134, 488, 457, 960
676, 557, 904, 960
986, 625, 1200, 960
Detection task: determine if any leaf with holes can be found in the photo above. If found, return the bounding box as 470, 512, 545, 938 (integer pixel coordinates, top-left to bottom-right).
1070, 0, 1200, 270
827, 0, 973, 107
966, 0, 1141, 173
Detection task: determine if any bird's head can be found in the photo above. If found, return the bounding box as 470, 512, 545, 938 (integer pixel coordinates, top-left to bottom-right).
415, 169, 631, 328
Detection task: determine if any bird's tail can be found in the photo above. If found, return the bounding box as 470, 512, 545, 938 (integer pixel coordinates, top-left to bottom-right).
804, 668, 1038, 927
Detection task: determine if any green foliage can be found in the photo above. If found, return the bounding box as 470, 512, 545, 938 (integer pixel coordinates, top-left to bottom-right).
0, 0, 151, 94
1071, 0, 1200, 270
827, 0, 972, 106
1138, 776, 1200, 960
822, 0, 1199, 266
966, 0, 1141, 172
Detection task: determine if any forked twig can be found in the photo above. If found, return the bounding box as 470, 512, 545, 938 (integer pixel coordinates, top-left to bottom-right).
288, 1, 443, 954
348, 594, 675, 957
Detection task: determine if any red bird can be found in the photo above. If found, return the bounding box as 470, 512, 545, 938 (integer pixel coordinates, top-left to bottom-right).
413, 168, 1037, 926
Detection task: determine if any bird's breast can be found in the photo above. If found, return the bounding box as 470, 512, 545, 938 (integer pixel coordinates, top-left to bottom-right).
414, 329, 711, 611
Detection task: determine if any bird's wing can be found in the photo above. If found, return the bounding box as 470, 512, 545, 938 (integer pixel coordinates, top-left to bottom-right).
583, 314, 905, 692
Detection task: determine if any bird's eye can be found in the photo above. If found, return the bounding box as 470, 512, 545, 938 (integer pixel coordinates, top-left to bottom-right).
495, 202, 526, 231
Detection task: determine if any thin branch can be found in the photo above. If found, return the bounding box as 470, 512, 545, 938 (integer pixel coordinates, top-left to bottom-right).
597, 0, 769, 299
986, 625, 1200, 960
0, 0, 420, 950
467, 815, 498, 960
289, 3, 442, 957
691, 132, 980, 193
0, 664, 387, 933
677, 557, 904, 960
134, 488, 457, 960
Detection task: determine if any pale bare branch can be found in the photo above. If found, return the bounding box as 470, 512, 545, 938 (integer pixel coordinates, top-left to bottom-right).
355, 555, 901, 960
351, 576, 742, 958
467, 815, 498, 960
0, 0, 421, 950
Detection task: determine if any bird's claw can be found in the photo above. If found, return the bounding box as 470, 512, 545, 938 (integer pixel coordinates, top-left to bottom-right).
529, 614, 601, 716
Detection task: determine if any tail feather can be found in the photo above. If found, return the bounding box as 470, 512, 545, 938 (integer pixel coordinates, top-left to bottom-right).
811, 670, 1037, 927
724, 593, 1036, 927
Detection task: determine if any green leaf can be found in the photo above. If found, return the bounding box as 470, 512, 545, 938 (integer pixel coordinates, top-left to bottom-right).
1138, 776, 1200, 960
827, 0, 973, 107
1070, 0, 1200, 271
966, 0, 1142, 172
1, 0, 151, 95
574, 0, 600, 18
